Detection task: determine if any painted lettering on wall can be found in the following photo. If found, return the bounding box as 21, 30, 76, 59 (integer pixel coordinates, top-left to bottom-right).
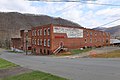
53, 26, 83, 38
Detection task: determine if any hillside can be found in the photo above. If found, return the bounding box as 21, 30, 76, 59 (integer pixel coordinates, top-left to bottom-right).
93, 25, 120, 39
93, 27, 107, 31
105, 25, 120, 39
0, 12, 82, 47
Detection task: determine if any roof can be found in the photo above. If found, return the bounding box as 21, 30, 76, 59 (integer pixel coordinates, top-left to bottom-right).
110, 39, 120, 44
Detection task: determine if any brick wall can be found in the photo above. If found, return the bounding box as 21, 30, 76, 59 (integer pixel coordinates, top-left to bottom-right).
31, 24, 52, 55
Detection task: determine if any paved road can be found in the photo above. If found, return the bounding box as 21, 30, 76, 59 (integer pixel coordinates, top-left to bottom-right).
0, 49, 120, 80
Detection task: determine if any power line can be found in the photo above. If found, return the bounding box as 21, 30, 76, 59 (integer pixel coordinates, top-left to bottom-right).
54, 3, 80, 14
52, 2, 120, 27
96, 18, 120, 27
54, 2, 120, 14
80, 2, 120, 6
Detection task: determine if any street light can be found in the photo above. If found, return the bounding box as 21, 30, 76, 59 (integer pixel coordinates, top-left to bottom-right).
25, 30, 28, 55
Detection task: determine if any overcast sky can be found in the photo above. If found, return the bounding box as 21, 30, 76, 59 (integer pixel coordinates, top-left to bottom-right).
0, 0, 120, 28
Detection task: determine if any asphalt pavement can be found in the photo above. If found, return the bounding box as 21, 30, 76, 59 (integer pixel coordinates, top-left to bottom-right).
0, 48, 120, 80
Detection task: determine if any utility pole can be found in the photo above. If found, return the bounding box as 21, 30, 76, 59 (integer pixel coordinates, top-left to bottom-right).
25, 30, 28, 55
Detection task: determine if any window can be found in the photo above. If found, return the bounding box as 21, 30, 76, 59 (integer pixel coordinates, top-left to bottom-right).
32, 39, 34, 44
40, 39, 42, 45
90, 38, 92, 43
85, 38, 87, 43
35, 39, 36, 45
95, 32, 97, 36
95, 38, 97, 42
34, 30, 36, 36
48, 39, 50, 47
44, 49, 46, 54
90, 32, 92, 36
37, 39, 39, 45
106, 39, 109, 43
40, 29, 42, 35
44, 29, 47, 35
32, 30, 34, 36
87, 31, 89, 36
44, 39, 46, 46
47, 28, 50, 35
37, 30, 39, 36
40, 49, 42, 53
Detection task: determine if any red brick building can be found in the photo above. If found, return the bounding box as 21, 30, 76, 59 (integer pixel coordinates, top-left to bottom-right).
31, 24, 110, 55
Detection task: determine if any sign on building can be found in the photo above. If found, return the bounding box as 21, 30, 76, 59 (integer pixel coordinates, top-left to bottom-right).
53, 26, 83, 38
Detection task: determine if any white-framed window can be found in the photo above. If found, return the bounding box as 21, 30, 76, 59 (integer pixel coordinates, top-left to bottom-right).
44, 39, 46, 46
35, 39, 36, 45
40, 29, 42, 35
44, 29, 47, 35
34, 30, 36, 36
37, 30, 39, 36
32, 30, 34, 36
40, 39, 42, 45
47, 39, 50, 47
47, 28, 50, 35
37, 39, 39, 45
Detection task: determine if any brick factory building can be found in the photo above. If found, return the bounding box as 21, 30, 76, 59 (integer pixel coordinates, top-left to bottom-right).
31, 24, 110, 55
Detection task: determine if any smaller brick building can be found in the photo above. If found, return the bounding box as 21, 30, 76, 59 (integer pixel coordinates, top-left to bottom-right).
11, 30, 32, 51
31, 24, 110, 55
11, 38, 22, 51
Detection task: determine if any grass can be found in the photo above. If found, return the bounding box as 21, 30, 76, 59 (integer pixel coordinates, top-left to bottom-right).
89, 49, 120, 58
70, 48, 92, 55
0, 58, 17, 69
2, 71, 68, 80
